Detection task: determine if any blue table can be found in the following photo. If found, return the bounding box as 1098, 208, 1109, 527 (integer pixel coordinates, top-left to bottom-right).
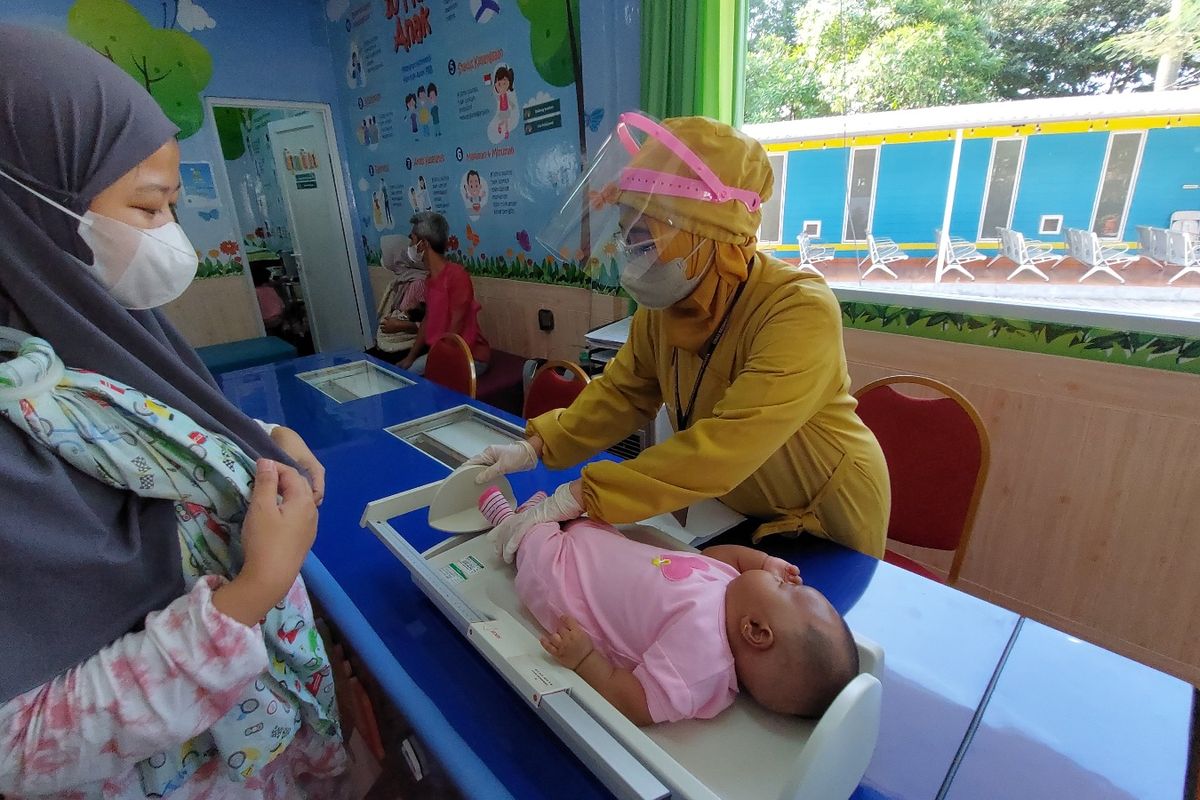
944, 619, 1195, 800
218, 351, 1157, 800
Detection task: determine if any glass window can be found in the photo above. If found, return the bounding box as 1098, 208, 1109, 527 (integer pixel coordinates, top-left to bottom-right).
843, 146, 878, 242
1091, 132, 1145, 239
758, 152, 787, 243
978, 138, 1025, 241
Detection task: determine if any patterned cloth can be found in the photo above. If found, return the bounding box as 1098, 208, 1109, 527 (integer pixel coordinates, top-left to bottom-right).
0, 332, 340, 794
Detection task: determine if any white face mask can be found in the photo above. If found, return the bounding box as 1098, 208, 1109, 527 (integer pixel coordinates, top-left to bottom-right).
617, 242, 712, 310
407, 243, 423, 264
0, 168, 199, 309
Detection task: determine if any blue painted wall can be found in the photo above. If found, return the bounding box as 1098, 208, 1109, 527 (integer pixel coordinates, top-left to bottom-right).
1010, 132, 1106, 243
872, 140, 953, 244
1127, 127, 1200, 230
775, 125, 1200, 251
781, 148, 849, 245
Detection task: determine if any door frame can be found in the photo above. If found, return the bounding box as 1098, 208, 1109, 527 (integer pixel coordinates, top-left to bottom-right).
204, 97, 372, 349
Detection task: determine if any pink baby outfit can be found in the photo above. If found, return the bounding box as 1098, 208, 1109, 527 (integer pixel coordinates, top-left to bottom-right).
515, 521, 740, 723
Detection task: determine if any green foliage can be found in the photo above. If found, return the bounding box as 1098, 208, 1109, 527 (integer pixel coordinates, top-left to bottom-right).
213, 106, 246, 161
990, 0, 1170, 96
517, 0, 581, 87
745, 0, 1180, 120
68, 0, 213, 138
744, 35, 828, 122
450, 250, 623, 295
1097, 0, 1200, 87
194, 256, 244, 279
840, 301, 1200, 373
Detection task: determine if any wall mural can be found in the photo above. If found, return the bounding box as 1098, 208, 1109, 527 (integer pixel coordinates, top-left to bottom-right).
839, 301, 1200, 375
67, 0, 214, 139
324, 0, 617, 293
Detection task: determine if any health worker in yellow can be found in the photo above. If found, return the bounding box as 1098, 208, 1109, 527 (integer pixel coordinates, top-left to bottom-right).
469, 113, 890, 562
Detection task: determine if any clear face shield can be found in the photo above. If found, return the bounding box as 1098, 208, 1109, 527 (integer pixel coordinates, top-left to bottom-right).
537, 112, 762, 308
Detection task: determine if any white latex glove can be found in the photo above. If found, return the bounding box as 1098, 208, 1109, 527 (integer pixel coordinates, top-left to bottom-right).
467, 439, 539, 484
488, 482, 585, 563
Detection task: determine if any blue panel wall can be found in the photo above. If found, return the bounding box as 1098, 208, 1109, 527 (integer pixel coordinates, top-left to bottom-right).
1011, 132, 1107, 242
781, 148, 849, 245
1127, 127, 1200, 230
872, 140, 953, 248
950, 138, 995, 241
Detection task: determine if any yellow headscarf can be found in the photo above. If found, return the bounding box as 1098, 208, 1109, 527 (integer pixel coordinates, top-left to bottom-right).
619, 116, 774, 351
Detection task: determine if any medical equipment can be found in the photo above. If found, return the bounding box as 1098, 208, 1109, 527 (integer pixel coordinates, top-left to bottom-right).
361, 467, 884, 800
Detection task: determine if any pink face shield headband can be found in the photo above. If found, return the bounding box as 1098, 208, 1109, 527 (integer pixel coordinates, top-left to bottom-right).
614, 112, 763, 213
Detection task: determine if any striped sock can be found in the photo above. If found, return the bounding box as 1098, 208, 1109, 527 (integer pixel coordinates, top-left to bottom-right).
478, 487, 514, 526
517, 491, 549, 513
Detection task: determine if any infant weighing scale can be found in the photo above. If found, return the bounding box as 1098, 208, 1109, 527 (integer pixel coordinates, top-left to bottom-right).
361, 460, 884, 800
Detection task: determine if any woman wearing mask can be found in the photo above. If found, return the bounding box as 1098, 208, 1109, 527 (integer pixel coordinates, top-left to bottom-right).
0, 26, 345, 798
470, 114, 890, 563
398, 211, 491, 377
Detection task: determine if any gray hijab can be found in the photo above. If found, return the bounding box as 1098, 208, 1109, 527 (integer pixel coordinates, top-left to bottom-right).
0, 25, 290, 701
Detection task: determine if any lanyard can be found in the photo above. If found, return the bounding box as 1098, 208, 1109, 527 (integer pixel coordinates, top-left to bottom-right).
672, 271, 750, 432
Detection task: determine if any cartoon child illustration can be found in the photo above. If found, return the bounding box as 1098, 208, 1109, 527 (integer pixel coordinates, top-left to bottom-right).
462, 169, 487, 220
428, 83, 442, 137
417, 176, 432, 211
417, 86, 431, 138
405, 94, 419, 136
474, 0, 501, 23
348, 42, 364, 88
372, 194, 384, 229
408, 187, 420, 212
380, 178, 393, 226
369, 115, 380, 145
492, 65, 516, 142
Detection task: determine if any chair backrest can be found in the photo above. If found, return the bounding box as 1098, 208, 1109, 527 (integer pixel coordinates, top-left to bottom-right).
853, 375, 990, 583
523, 359, 590, 419
1152, 227, 1170, 260
425, 333, 477, 398
1136, 225, 1153, 252
798, 233, 811, 259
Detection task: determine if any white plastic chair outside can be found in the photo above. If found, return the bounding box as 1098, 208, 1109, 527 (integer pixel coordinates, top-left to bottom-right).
942, 232, 984, 280
861, 235, 907, 279
796, 233, 834, 276
1006, 229, 1063, 281
1151, 227, 1171, 265
1136, 225, 1164, 269
1169, 211, 1200, 236
985, 227, 1010, 269
1166, 230, 1200, 285
1070, 228, 1135, 284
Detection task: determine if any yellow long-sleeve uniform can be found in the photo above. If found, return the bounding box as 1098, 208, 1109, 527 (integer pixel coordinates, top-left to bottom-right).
529, 254, 890, 557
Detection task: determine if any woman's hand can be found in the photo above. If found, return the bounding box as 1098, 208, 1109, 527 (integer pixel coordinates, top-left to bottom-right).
270, 425, 325, 506
215, 459, 318, 626
466, 438, 540, 483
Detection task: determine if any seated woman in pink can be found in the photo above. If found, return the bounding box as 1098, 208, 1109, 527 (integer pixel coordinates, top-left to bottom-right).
399, 211, 492, 376
479, 489, 859, 726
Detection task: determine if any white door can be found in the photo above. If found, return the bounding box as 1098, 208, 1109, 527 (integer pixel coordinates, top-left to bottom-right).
268, 112, 367, 352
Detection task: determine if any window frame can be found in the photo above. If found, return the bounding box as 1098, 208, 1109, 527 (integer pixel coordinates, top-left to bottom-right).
977, 136, 1027, 242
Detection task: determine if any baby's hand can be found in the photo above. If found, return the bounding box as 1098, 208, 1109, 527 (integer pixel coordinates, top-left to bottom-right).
763, 556, 802, 585
540, 615, 594, 670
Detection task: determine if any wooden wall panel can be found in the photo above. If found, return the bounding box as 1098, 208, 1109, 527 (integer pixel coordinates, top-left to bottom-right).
162, 275, 262, 347
843, 329, 1200, 685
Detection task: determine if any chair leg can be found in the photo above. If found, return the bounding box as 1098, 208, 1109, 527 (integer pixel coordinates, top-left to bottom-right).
941, 261, 976, 281
1007, 261, 1050, 281
797, 261, 824, 276
863, 260, 898, 279
1168, 265, 1200, 285
985, 255, 1002, 268
1078, 264, 1125, 284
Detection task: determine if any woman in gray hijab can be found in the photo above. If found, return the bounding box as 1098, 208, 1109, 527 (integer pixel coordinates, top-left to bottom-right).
0, 25, 346, 797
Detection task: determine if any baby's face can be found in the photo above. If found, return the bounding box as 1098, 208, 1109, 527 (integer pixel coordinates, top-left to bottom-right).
729, 569, 822, 627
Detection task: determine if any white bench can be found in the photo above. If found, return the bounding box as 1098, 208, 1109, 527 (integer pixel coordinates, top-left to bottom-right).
1166, 230, 1200, 285
1066, 228, 1136, 284
796, 233, 834, 276
860, 235, 908, 278
994, 227, 1063, 281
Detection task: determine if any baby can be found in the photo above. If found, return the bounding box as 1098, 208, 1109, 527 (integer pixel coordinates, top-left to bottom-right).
479, 489, 859, 726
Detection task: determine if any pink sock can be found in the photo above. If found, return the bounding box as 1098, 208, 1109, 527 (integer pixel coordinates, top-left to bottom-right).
479, 487, 515, 526
517, 491, 549, 513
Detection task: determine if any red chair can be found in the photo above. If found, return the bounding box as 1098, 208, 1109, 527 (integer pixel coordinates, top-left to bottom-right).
424, 333, 477, 398
853, 374, 990, 584
523, 360, 590, 419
